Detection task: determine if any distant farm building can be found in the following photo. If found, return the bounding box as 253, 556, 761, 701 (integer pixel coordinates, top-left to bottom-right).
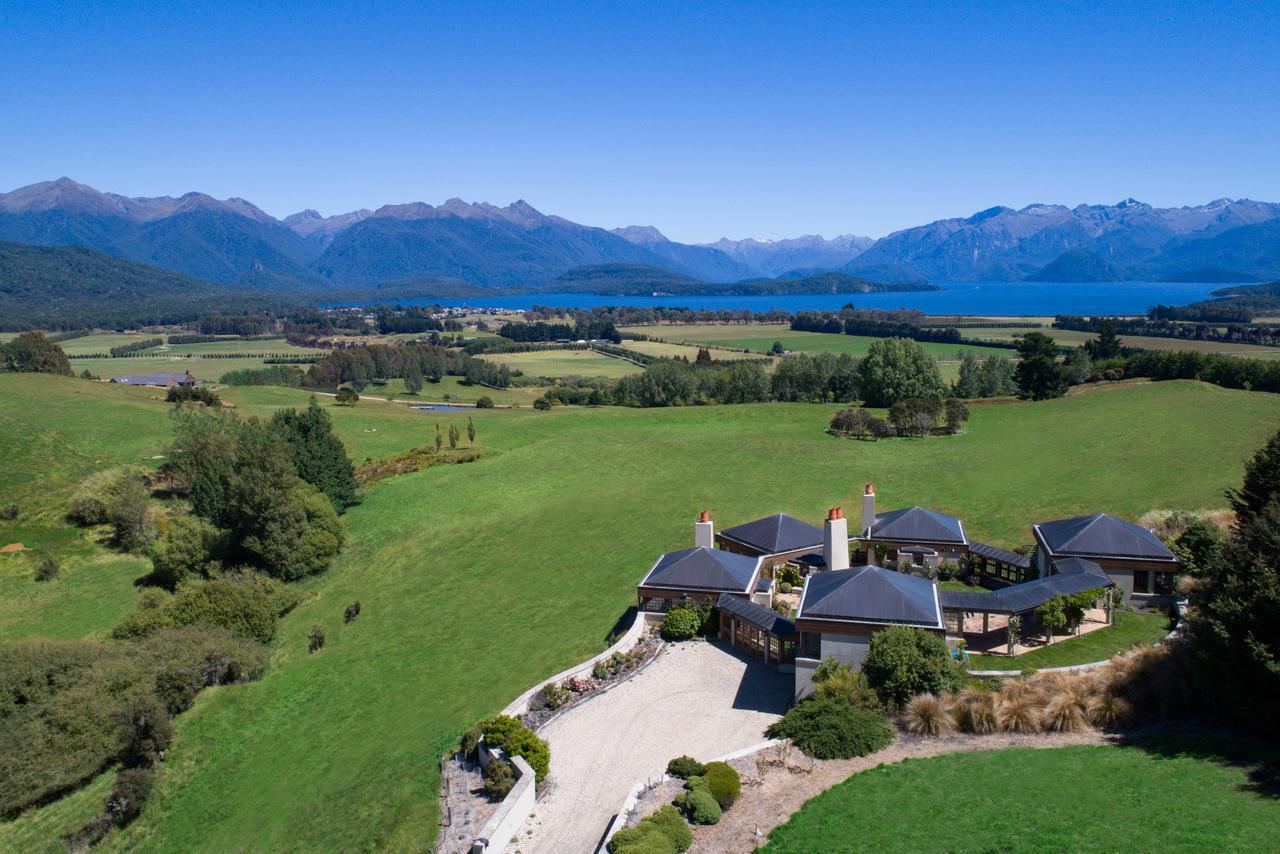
109, 370, 196, 388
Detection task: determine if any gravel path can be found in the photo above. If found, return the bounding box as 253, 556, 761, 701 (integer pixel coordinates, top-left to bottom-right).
511, 641, 791, 854
688, 729, 1117, 852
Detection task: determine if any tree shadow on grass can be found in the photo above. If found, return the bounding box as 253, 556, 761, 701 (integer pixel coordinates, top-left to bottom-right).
1119, 726, 1280, 799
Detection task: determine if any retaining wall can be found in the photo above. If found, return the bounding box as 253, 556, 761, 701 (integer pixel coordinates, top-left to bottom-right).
470, 747, 535, 854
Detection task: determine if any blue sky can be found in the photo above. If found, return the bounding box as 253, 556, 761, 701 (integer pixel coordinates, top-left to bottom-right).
3, 1, 1278, 242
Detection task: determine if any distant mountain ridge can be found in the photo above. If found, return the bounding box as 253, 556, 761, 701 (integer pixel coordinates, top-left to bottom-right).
2, 178, 1279, 288
542, 264, 937, 296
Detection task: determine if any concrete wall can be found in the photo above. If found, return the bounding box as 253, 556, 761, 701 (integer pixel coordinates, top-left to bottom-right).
470, 752, 535, 854
821, 632, 871, 670
793, 656, 819, 702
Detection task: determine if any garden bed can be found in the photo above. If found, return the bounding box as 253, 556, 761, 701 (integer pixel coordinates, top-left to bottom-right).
521, 632, 663, 732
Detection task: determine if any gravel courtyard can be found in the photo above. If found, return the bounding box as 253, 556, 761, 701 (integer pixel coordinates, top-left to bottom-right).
512, 640, 791, 853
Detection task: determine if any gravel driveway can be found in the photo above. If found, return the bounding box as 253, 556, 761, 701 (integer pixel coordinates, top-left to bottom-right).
512, 640, 791, 853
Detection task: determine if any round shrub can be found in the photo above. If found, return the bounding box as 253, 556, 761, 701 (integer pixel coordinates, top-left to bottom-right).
673, 788, 721, 824
483, 759, 515, 800
169, 577, 279, 643
665, 755, 706, 779
475, 396, 495, 408
609, 827, 675, 854
702, 761, 740, 809
646, 805, 693, 851
862, 626, 960, 707
766, 696, 895, 759
660, 605, 707, 641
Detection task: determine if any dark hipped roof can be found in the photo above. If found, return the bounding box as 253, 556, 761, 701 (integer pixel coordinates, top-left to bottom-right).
798, 565, 942, 628
940, 558, 1113, 614
870, 506, 966, 545
1035, 514, 1176, 561
970, 542, 1031, 569
640, 547, 758, 593
719, 513, 824, 555
717, 593, 797, 636
110, 371, 193, 385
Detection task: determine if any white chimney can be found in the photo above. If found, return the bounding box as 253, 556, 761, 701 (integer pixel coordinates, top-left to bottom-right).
694, 510, 714, 549
823, 507, 849, 571
861, 483, 876, 538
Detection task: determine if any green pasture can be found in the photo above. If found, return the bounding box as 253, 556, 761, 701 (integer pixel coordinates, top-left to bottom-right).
623, 323, 1013, 361
968, 610, 1173, 671
0, 375, 1277, 849
478, 348, 643, 378
764, 741, 1280, 853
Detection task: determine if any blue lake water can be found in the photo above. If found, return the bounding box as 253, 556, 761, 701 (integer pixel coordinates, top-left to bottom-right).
406, 281, 1228, 316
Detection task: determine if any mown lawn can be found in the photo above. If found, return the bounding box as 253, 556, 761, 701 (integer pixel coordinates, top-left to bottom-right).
968, 610, 1173, 671
764, 741, 1280, 853
477, 348, 643, 378
1, 376, 1278, 849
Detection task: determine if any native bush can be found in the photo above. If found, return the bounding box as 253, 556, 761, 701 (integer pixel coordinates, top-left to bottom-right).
812, 662, 883, 712
344, 601, 362, 623
673, 788, 721, 824
539, 681, 570, 710
478, 715, 551, 781
665, 755, 706, 779
766, 696, 894, 759
475, 395, 495, 408
952, 687, 998, 734
645, 805, 693, 851
149, 514, 224, 588
863, 626, 960, 707
483, 759, 516, 800
35, 557, 60, 582
309, 625, 326, 653
702, 761, 740, 809
105, 766, 154, 826
608, 826, 676, 854
901, 693, 954, 736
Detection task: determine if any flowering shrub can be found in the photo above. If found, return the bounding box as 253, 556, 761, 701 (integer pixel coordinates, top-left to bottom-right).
564, 675, 594, 693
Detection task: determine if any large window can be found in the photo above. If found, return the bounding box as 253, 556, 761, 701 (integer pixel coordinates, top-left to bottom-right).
1154, 571, 1175, 595
800, 632, 821, 659
1134, 570, 1150, 594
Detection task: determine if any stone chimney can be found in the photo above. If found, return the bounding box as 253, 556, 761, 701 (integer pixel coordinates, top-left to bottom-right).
695, 510, 714, 549
861, 483, 876, 538
823, 507, 850, 571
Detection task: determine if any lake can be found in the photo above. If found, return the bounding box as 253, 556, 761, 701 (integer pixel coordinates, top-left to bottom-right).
408, 280, 1228, 316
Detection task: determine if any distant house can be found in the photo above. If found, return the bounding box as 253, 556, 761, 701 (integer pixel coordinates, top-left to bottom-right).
109, 370, 196, 389
853, 484, 968, 569
794, 563, 944, 700
1032, 513, 1180, 603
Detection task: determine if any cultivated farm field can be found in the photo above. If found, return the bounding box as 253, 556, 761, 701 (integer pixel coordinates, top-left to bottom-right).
477, 348, 642, 378
2, 376, 1279, 849
623, 323, 1013, 360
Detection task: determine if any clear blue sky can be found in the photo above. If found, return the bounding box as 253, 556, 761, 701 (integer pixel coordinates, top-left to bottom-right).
3, 0, 1278, 243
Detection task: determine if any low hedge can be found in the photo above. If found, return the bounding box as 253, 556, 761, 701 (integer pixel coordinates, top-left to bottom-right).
766, 696, 895, 759
673, 788, 721, 824
608, 805, 691, 853
665, 755, 706, 779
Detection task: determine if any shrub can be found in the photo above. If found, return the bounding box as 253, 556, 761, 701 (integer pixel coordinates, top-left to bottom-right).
813, 664, 882, 712
309, 625, 326, 653
112, 588, 177, 639
901, 693, 954, 735
1086, 691, 1133, 729
105, 766, 154, 826
117, 697, 173, 768
1043, 692, 1090, 732
540, 681, 570, 710
35, 557, 60, 582
952, 687, 997, 734
0, 504, 18, 520
609, 826, 677, 854
478, 715, 551, 781
765, 696, 894, 759
344, 601, 362, 623
660, 606, 704, 641
475, 396, 495, 408
168, 577, 280, 643
863, 626, 960, 707
533, 396, 552, 410
995, 688, 1040, 734
673, 788, 721, 824
702, 761, 740, 809
779, 582, 792, 594
775, 564, 803, 587
646, 804, 693, 851
150, 515, 224, 588
665, 755, 706, 779
483, 759, 516, 800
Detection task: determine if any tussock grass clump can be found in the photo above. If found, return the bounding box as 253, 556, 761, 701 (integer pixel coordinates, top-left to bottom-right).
952, 688, 997, 734
901, 693, 954, 736
1042, 692, 1090, 733
995, 692, 1041, 733
1086, 692, 1133, 729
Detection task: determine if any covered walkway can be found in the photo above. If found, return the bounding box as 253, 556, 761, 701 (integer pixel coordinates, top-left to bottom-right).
718, 593, 797, 665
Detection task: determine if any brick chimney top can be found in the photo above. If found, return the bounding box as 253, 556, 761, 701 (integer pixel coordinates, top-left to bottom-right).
698, 510, 710, 523
828, 507, 843, 521
865, 482, 874, 495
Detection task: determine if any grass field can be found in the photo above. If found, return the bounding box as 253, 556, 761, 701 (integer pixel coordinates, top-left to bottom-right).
624, 323, 1012, 361
620, 339, 734, 360
1, 376, 1278, 849
960, 324, 1280, 358
969, 610, 1173, 671
478, 348, 643, 378
64, 335, 327, 383
763, 740, 1280, 853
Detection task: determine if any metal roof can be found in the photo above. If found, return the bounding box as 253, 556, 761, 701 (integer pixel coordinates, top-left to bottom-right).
110, 371, 194, 386
717, 593, 797, 636
639, 547, 759, 593
798, 565, 943, 628
719, 513, 824, 555
1035, 514, 1176, 562
940, 558, 1113, 614
970, 541, 1031, 569
870, 506, 966, 545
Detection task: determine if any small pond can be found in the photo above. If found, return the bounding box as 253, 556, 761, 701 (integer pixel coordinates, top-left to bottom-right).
411, 403, 474, 411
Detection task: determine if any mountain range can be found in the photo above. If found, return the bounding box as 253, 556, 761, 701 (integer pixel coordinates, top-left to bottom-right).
2, 178, 1279, 289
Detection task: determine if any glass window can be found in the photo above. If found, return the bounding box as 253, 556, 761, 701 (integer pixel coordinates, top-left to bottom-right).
1134, 570, 1150, 594
1154, 572, 1175, 595
801, 632, 821, 659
